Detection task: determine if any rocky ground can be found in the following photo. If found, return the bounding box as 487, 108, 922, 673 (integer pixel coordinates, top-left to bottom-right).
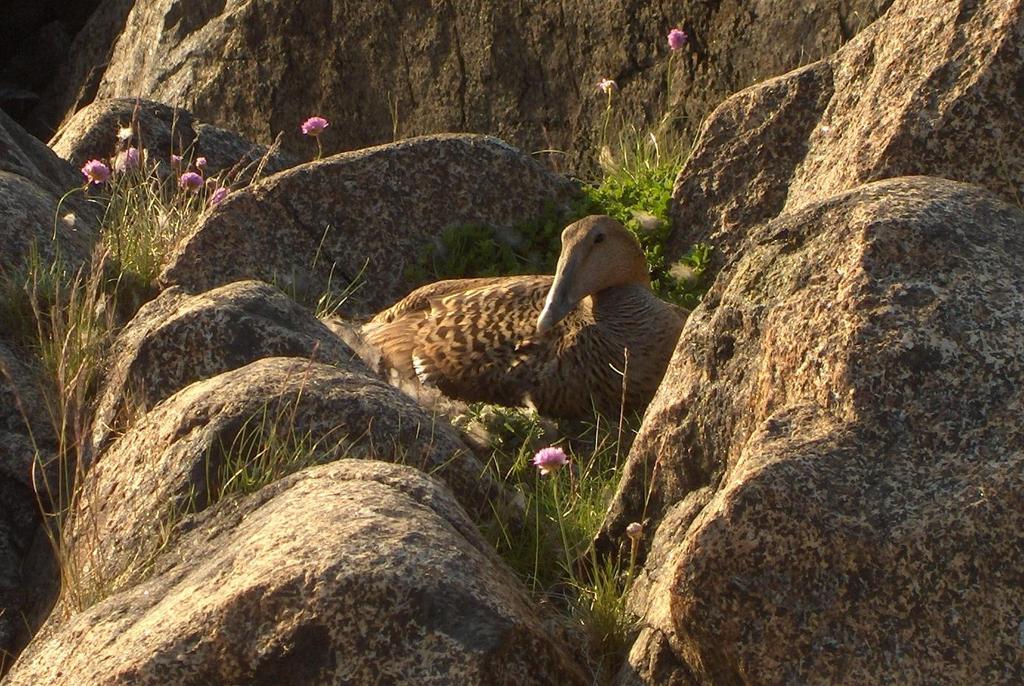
1, 0, 1023, 684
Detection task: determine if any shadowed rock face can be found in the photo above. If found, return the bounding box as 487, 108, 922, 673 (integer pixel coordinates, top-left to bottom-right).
160, 134, 581, 317
0, 343, 55, 672
23, 0, 134, 139
0, 0, 102, 128
32, 0, 890, 170
668, 0, 1024, 265
0, 108, 98, 270
0, 111, 104, 670
4, 460, 588, 686
606, 177, 1024, 684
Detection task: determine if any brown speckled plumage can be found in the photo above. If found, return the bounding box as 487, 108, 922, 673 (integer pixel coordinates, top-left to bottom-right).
363, 216, 686, 419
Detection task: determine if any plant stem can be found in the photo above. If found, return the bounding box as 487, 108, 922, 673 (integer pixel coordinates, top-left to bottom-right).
552, 475, 575, 582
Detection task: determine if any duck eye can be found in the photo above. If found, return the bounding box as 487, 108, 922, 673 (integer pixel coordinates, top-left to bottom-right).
594, 233, 606, 244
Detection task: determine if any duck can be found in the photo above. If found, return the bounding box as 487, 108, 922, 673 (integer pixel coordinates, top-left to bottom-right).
360, 215, 687, 420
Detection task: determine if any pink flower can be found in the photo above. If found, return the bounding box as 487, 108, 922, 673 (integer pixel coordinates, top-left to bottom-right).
626, 522, 643, 540
80, 159, 110, 185
114, 147, 141, 172
668, 28, 688, 51
179, 171, 204, 192
196, 156, 207, 169
301, 116, 330, 137
170, 154, 183, 167
208, 186, 229, 206
597, 78, 617, 95
532, 446, 568, 476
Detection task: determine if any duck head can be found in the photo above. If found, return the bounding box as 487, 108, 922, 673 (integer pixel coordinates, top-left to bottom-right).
536, 215, 650, 334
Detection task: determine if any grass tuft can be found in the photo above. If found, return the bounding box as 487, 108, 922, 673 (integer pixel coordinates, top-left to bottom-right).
469, 403, 644, 683
212, 405, 351, 503
0, 123, 284, 617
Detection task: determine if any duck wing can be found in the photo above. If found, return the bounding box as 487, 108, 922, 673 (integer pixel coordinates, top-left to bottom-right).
364, 276, 554, 405
370, 277, 522, 324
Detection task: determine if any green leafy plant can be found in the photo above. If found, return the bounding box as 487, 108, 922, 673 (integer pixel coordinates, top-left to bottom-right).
408, 165, 713, 311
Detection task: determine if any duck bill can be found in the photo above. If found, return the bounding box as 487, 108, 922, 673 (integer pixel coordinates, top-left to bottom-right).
537, 259, 578, 334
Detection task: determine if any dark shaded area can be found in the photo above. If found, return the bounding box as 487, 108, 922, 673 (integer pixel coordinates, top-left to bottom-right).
0, 0, 103, 129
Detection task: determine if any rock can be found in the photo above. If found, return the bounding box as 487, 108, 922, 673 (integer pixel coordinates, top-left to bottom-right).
0, 344, 53, 668
49, 0, 889, 170
160, 134, 580, 316
605, 177, 1024, 683
0, 172, 90, 273
0, 108, 97, 269
669, 0, 1024, 264
192, 121, 296, 178
0, 1, 54, 123
50, 98, 296, 183
0, 344, 52, 479
1, 107, 84, 202
0, 0, 104, 134
90, 280, 361, 457
1, 21, 70, 94
5, 460, 588, 686
0, 478, 42, 674
0, 108, 102, 668
67, 357, 512, 600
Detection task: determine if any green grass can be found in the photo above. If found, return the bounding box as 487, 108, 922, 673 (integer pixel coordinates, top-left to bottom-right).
211, 404, 352, 503
468, 403, 645, 683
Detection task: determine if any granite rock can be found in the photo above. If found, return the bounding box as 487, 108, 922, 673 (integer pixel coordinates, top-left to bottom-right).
6, 460, 586, 685
608, 177, 1024, 684
66, 357, 511, 600
669, 0, 1024, 264
90, 280, 362, 458
160, 134, 580, 317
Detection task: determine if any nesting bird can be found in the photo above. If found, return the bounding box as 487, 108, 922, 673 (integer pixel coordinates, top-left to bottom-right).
362, 215, 686, 420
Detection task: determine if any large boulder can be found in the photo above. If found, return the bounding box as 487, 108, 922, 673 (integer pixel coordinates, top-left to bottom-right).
5, 460, 587, 685
90, 280, 361, 457
65, 357, 512, 603
50, 98, 297, 182
43, 0, 890, 170
607, 177, 1024, 684
669, 0, 1024, 263
160, 134, 580, 316
0, 108, 98, 269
